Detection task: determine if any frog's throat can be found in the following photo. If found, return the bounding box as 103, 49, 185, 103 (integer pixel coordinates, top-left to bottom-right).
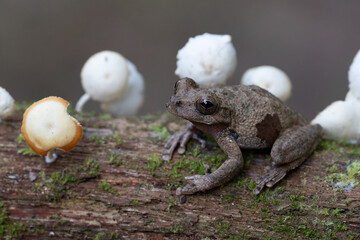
191, 122, 228, 136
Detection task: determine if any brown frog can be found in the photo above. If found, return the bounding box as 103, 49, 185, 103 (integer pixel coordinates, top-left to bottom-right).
163, 78, 323, 196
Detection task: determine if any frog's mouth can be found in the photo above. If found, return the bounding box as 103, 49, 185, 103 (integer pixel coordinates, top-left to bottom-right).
165, 98, 197, 121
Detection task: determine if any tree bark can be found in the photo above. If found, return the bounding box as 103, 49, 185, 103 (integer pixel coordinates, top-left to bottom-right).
1, 111, 360, 240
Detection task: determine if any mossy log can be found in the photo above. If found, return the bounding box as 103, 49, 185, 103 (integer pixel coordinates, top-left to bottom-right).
1, 108, 360, 240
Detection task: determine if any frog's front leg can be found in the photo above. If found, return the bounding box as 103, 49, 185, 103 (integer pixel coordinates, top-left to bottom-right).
253, 124, 323, 194
176, 129, 243, 195
162, 123, 205, 161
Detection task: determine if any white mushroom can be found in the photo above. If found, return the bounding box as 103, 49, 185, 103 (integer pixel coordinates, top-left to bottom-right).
175, 33, 237, 87
311, 49, 360, 143
101, 60, 145, 116
76, 50, 129, 112
348, 49, 360, 98
22, 97, 83, 163
311, 101, 358, 141
241, 66, 292, 102
0, 86, 15, 119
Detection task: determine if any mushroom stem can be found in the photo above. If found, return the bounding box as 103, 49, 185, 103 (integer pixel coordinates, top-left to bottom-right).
75, 93, 91, 112
45, 150, 57, 164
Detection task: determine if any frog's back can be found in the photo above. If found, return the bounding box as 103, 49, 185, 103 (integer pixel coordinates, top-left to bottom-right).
216, 85, 308, 148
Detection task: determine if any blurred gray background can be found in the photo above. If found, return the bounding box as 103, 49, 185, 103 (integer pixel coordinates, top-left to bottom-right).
1, 0, 360, 119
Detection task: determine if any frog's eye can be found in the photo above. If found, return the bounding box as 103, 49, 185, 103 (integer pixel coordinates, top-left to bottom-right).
195, 96, 218, 115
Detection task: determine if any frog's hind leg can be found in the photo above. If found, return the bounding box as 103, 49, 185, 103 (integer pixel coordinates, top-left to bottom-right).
253, 124, 323, 195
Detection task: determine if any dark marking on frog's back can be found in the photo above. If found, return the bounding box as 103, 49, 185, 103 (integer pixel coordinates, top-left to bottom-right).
255, 113, 282, 144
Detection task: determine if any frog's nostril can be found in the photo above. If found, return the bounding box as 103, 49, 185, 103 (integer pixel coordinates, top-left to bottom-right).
170, 96, 181, 105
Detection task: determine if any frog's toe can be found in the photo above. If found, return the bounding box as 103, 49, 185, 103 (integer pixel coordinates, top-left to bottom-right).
176, 175, 211, 195
176, 183, 198, 195
177, 129, 192, 154
176, 186, 193, 195
253, 168, 287, 195
162, 132, 184, 160
184, 175, 203, 180
253, 181, 265, 195
265, 171, 287, 188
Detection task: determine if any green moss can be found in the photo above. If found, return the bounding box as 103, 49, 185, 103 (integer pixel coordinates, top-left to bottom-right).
94, 233, 105, 240
268, 215, 322, 239
98, 113, 112, 120
167, 197, 177, 212
348, 148, 360, 158
146, 154, 162, 176
315, 140, 342, 156
171, 224, 184, 234
90, 133, 101, 144
327, 161, 360, 190
0, 202, 27, 238
247, 187, 285, 208
98, 179, 117, 195
82, 158, 100, 176
326, 164, 339, 173
236, 177, 257, 191
201, 151, 227, 169
15, 133, 24, 144
288, 191, 306, 209
113, 134, 126, 145
347, 231, 355, 240
108, 153, 123, 166
168, 155, 206, 179
149, 125, 170, 140
14, 101, 32, 111
215, 222, 231, 238
34, 171, 78, 202
17, 147, 37, 156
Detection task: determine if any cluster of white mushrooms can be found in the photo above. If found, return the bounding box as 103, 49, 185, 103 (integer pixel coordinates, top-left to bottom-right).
6, 50, 145, 164
312, 50, 360, 143
175, 33, 237, 88
3, 31, 360, 164
76, 50, 145, 117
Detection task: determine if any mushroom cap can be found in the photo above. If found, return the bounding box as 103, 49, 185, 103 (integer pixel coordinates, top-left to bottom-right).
21, 97, 82, 156
101, 60, 145, 116
81, 50, 129, 102
348, 49, 360, 98
175, 33, 237, 87
0, 86, 15, 118
311, 100, 358, 141
241, 66, 292, 102
345, 91, 360, 121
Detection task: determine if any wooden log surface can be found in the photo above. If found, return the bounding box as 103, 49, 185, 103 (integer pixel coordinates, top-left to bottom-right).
1, 107, 360, 239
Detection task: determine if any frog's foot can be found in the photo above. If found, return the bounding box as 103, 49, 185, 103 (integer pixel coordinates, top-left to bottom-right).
253, 124, 323, 195
176, 175, 213, 195
253, 157, 305, 195
253, 167, 287, 195
162, 124, 205, 161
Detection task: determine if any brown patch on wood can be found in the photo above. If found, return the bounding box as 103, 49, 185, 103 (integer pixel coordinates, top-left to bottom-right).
255, 113, 282, 144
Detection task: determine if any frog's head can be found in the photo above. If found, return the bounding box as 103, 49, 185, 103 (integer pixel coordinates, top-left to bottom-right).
166, 78, 231, 125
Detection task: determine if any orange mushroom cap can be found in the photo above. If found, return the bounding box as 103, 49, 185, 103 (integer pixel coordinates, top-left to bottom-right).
21, 96, 82, 156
